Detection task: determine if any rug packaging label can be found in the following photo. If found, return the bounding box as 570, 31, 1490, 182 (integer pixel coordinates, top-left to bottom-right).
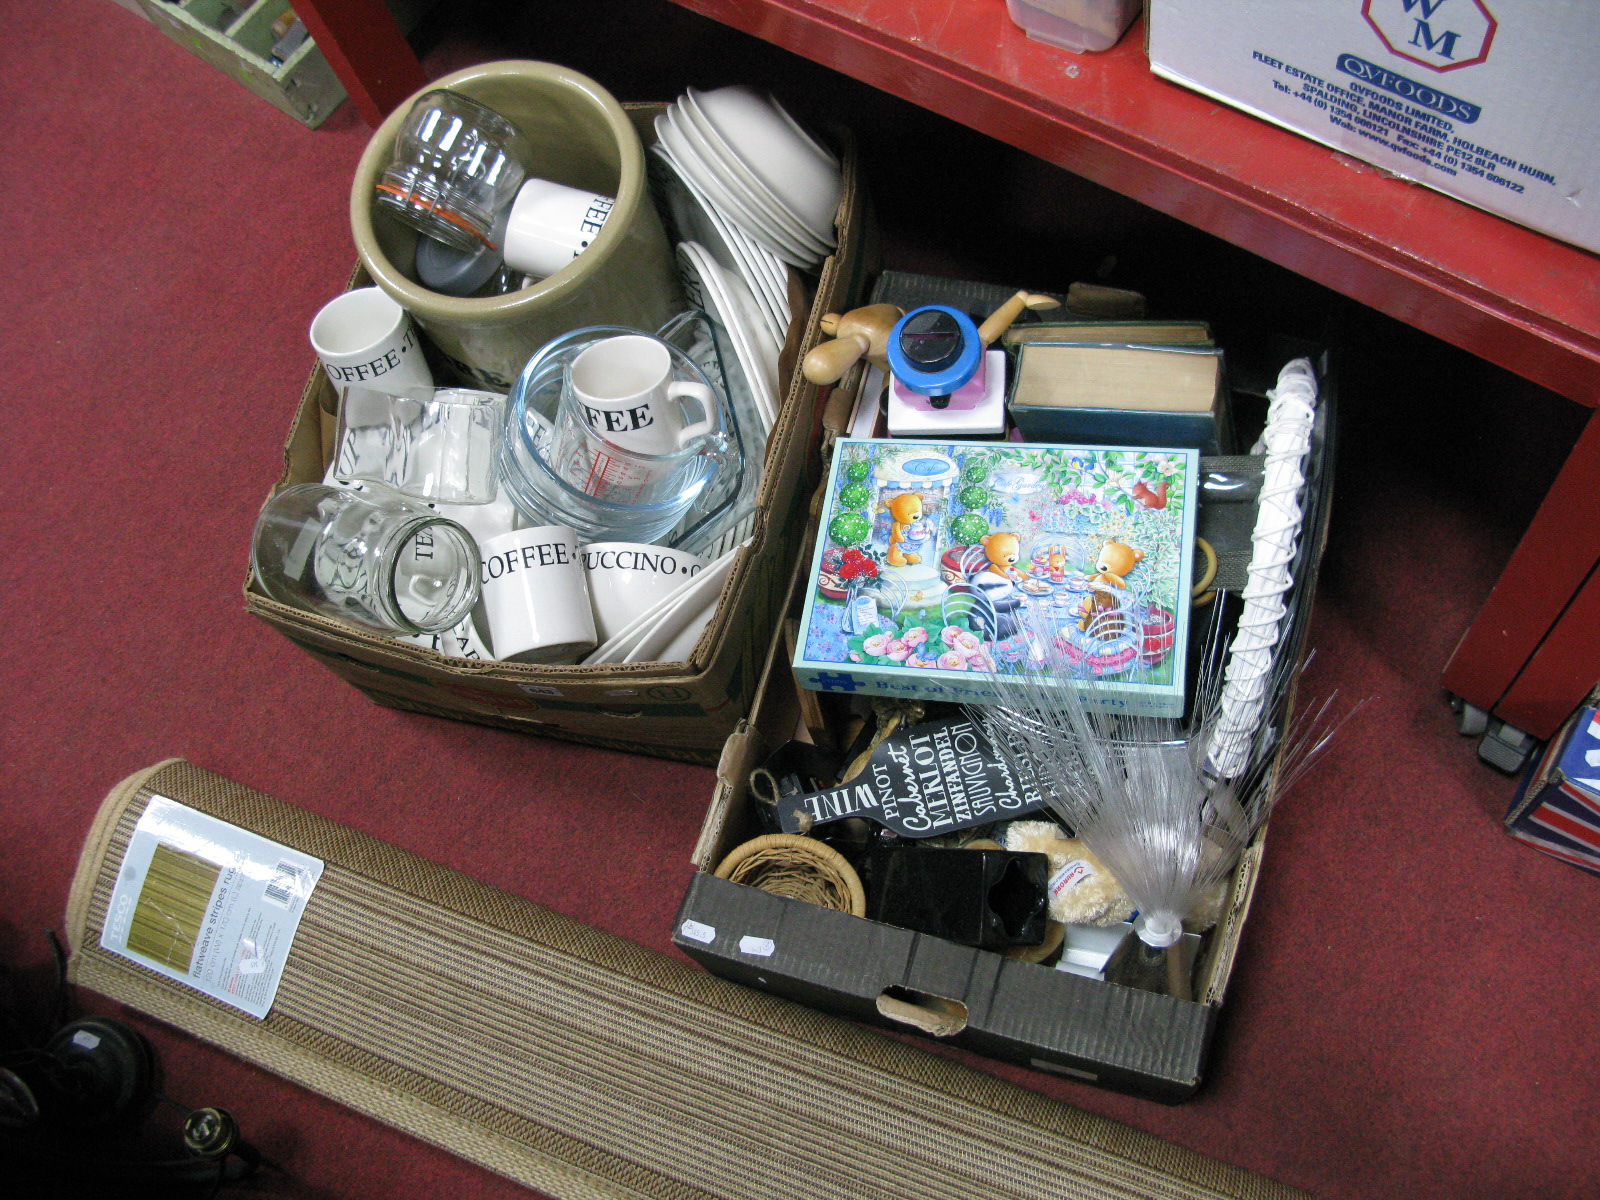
100, 795, 324, 1018
792, 438, 1197, 715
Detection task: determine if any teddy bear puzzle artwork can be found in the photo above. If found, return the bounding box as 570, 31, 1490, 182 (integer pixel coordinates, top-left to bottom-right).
793, 438, 1199, 716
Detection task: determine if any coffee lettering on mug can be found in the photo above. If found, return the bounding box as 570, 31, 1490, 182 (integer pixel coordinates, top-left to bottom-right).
520, 541, 570, 568
486, 539, 573, 582
583, 405, 655, 434
577, 196, 615, 248
328, 349, 402, 383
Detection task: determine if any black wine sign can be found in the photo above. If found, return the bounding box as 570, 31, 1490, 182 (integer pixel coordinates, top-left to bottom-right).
778, 717, 1048, 838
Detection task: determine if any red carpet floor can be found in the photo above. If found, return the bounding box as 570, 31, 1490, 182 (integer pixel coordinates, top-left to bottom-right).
3, 2, 1597, 1197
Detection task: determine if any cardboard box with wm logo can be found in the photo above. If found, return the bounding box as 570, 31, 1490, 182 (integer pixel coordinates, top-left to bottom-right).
1147, 0, 1600, 253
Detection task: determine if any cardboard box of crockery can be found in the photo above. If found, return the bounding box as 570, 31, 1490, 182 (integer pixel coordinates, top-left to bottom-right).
674, 350, 1338, 1101
245, 111, 874, 765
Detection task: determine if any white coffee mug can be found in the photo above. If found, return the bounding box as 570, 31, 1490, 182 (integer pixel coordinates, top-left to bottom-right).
478, 526, 597, 664
581, 542, 710, 643
502, 177, 616, 279
567, 334, 717, 457
310, 287, 432, 392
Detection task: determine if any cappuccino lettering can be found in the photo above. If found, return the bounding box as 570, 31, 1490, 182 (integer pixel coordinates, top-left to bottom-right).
581, 548, 703, 576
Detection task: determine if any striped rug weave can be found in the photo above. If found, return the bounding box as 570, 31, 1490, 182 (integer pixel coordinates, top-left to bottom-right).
65, 759, 1307, 1200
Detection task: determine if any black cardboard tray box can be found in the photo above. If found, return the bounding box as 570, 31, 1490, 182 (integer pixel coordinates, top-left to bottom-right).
674, 351, 1336, 1101
245, 111, 874, 765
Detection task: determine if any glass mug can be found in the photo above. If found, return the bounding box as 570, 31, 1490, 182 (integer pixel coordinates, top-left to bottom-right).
553, 333, 720, 504
375, 90, 531, 253
500, 322, 734, 545
330, 386, 504, 506
252, 481, 480, 635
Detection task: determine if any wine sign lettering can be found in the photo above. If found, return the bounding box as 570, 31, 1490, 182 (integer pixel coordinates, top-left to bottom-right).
778, 717, 1047, 838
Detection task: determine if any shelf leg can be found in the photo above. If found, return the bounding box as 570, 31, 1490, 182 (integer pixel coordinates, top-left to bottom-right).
1442, 408, 1600, 737
293, 0, 427, 126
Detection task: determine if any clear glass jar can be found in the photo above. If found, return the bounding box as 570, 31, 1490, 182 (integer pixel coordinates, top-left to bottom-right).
375, 90, 530, 253
500, 320, 739, 545
252, 481, 480, 634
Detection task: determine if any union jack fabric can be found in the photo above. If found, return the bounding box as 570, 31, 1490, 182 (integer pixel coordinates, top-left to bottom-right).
1507, 703, 1600, 879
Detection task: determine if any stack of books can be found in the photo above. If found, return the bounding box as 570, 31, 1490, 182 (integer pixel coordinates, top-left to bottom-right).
1004, 322, 1230, 453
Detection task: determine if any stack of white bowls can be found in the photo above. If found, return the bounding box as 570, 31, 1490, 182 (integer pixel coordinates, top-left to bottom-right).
651, 85, 842, 448
655, 86, 842, 270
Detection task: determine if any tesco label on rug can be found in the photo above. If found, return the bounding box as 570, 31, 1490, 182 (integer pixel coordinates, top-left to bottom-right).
1147, 0, 1600, 253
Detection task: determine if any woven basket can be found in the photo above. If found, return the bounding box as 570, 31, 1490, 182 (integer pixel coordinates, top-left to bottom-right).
714, 834, 866, 916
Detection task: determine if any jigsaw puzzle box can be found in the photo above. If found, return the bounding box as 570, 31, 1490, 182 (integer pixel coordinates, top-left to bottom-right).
792, 438, 1199, 716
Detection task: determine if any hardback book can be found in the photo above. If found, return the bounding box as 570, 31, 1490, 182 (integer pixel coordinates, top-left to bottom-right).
1007, 342, 1230, 454
1003, 320, 1213, 347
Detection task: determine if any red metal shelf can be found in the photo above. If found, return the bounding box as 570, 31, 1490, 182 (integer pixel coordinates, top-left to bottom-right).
671, 0, 1600, 406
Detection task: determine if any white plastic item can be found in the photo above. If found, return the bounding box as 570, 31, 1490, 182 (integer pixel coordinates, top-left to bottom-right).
1005, 0, 1140, 53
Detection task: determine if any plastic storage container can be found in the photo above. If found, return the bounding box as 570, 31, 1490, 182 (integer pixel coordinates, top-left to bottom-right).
1005, 0, 1140, 53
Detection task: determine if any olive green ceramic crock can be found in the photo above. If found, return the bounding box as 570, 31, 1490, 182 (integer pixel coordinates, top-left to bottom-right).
351, 61, 681, 391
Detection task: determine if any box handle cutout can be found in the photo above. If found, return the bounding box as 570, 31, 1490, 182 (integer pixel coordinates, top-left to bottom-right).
875, 987, 968, 1037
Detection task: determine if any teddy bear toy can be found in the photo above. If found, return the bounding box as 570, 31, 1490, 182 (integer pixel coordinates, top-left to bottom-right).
1002, 819, 1230, 932
1002, 820, 1134, 926
1088, 539, 1144, 588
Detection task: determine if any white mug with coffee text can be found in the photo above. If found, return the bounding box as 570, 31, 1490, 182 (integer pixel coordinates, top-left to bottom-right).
310, 287, 432, 393
582, 542, 710, 643
502, 178, 616, 280
478, 526, 597, 664
567, 333, 718, 458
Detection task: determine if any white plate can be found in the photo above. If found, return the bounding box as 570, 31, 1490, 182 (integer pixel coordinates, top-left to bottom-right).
685, 240, 780, 396
659, 106, 824, 269
653, 135, 788, 344
716, 210, 792, 334
678, 241, 778, 434
654, 598, 717, 664
679, 91, 837, 252
672, 98, 821, 248
697, 189, 790, 344
677, 242, 773, 436
686, 241, 781, 432
689, 86, 842, 240
678, 91, 832, 250
673, 98, 833, 260
656, 110, 781, 255
696, 82, 840, 170
622, 542, 744, 663
583, 540, 746, 664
